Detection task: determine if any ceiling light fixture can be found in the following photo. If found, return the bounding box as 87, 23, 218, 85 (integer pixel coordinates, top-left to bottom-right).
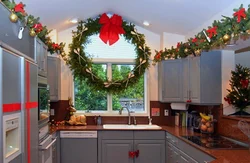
143, 21, 150, 26
69, 18, 78, 24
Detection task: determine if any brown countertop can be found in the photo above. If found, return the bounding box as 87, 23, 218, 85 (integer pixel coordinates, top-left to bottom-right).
51, 125, 250, 163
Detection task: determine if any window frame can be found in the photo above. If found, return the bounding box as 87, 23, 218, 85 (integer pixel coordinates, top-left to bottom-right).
73, 58, 149, 117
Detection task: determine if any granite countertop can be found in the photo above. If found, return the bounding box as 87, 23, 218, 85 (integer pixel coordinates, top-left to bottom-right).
51, 125, 250, 163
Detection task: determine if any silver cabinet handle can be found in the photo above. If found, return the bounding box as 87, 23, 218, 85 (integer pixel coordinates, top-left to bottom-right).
40, 138, 57, 150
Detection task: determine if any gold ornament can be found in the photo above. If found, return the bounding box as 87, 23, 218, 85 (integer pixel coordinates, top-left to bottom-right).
29, 29, 36, 37
246, 30, 250, 35
184, 48, 188, 53
223, 34, 231, 42
195, 49, 201, 56
9, 12, 18, 23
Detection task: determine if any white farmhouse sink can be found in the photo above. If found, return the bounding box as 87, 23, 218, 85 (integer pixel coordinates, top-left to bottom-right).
103, 124, 162, 130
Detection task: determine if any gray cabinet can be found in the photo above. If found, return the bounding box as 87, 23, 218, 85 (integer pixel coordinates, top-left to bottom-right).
98, 131, 165, 163
159, 50, 230, 104
0, 3, 34, 60
47, 56, 61, 101
101, 140, 134, 163
134, 140, 165, 163
35, 38, 48, 77
166, 132, 214, 163
158, 59, 182, 102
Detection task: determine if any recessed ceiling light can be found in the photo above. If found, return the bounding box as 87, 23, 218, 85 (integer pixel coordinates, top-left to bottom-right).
69, 18, 78, 24
143, 21, 150, 26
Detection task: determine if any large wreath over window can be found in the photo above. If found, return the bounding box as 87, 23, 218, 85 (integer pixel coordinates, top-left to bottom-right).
64, 13, 151, 94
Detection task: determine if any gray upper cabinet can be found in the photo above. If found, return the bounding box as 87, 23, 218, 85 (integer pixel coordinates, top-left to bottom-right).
0, 3, 34, 60
35, 38, 48, 77
101, 140, 134, 163
48, 56, 61, 101
159, 50, 228, 104
134, 140, 165, 163
158, 59, 182, 102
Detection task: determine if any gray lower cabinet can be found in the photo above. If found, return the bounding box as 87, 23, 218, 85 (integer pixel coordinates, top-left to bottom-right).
134, 140, 165, 163
60, 138, 97, 163
99, 131, 165, 163
101, 140, 134, 163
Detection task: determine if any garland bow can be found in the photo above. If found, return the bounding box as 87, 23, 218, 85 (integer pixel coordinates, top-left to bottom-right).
99, 13, 125, 46
33, 23, 43, 33
233, 8, 246, 23
14, 3, 25, 14
207, 26, 217, 38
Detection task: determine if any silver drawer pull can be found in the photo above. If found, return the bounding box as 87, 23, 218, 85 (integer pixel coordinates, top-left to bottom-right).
41, 138, 57, 150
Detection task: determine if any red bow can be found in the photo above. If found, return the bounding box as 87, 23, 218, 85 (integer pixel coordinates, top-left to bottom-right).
192, 38, 198, 43
177, 42, 181, 48
14, 3, 25, 14
99, 13, 125, 46
155, 50, 162, 60
224, 97, 231, 104
233, 8, 246, 23
33, 23, 43, 33
240, 79, 249, 88
52, 43, 60, 50
207, 26, 217, 38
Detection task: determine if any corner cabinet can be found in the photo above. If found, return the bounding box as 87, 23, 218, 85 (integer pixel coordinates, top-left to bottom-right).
48, 56, 61, 101
159, 50, 227, 104
35, 38, 48, 77
98, 131, 165, 163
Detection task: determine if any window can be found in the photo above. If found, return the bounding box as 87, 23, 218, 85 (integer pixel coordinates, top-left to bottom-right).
74, 34, 148, 115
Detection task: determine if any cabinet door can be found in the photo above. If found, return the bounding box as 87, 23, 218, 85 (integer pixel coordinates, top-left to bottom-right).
189, 57, 200, 103
36, 38, 48, 77
134, 140, 165, 163
40, 43, 48, 77
48, 57, 60, 101
166, 143, 175, 163
159, 60, 182, 102
101, 140, 133, 163
182, 58, 189, 102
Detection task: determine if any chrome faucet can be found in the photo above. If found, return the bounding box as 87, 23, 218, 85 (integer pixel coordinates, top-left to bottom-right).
119, 107, 132, 125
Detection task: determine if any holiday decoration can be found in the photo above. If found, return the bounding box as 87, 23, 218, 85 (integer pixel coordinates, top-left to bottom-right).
99, 13, 125, 46
153, 4, 250, 64
233, 8, 246, 23
64, 14, 151, 94
224, 64, 250, 116
29, 28, 36, 37
14, 2, 25, 15
33, 23, 43, 33
9, 12, 18, 22
223, 34, 231, 42
184, 48, 189, 53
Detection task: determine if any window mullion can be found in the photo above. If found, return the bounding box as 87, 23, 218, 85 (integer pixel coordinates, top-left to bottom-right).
107, 63, 112, 113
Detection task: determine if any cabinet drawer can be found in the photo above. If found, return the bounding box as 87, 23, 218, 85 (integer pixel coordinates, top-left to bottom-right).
134, 131, 165, 140
166, 132, 179, 146
100, 131, 133, 140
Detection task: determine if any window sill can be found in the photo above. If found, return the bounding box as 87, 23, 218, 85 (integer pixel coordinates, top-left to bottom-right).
75, 111, 149, 117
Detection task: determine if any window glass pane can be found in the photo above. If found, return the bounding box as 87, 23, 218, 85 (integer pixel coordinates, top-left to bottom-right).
84, 34, 137, 59
112, 64, 144, 112
74, 64, 107, 111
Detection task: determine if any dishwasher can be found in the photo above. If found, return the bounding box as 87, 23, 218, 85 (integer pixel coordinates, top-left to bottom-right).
60, 131, 98, 163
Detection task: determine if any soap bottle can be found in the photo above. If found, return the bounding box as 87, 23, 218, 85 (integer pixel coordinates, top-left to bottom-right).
97, 115, 102, 125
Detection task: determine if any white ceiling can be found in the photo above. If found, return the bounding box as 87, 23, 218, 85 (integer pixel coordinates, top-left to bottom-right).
17, 0, 236, 35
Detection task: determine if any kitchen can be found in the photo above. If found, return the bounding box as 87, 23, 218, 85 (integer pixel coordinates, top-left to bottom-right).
0, 0, 250, 163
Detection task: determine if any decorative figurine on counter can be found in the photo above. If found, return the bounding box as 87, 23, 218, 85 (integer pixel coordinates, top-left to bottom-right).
65, 97, 87, 126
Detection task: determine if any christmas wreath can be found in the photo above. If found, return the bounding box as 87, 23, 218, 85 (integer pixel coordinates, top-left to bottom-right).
64, 13, 151, 94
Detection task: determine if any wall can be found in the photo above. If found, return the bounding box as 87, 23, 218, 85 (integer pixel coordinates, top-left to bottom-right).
185, 0, 250, 39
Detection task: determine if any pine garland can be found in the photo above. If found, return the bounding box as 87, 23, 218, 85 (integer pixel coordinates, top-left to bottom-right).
63, 16, 151, 94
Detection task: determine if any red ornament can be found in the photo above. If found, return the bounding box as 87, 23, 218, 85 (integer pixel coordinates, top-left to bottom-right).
33, 23, 43, 33
192, 38, 198, 43
99, 13, 125, 46
177, 42, 181, 48
52, 43, 60, 50
14, 3, 25, 14
186, 100, 192, 103
240, 79, 249, 88
155, 50, 162, 60
233, 8, 246, 23
207, 26, 217, 38
224, 97, 231, 104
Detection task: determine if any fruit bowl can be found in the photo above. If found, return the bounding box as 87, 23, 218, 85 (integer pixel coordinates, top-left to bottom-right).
199, 113, 215, 134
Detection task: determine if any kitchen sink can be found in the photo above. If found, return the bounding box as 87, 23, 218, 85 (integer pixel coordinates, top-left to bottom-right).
103, 124, 162, 130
